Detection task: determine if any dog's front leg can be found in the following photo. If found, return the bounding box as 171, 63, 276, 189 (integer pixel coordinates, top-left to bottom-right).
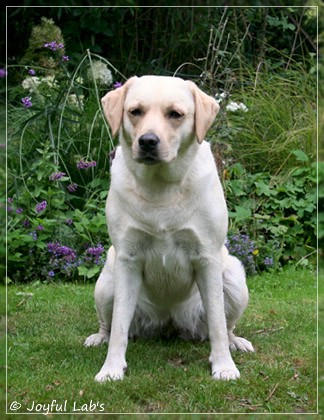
196, 258, 240, 380
95, 258, 141, 382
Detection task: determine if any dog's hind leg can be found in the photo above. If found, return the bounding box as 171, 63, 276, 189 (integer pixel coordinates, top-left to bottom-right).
84, 246, 115, 347
223, 252, 254, 353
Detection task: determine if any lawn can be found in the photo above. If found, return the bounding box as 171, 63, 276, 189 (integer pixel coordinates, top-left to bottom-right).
5, 266, 318, 415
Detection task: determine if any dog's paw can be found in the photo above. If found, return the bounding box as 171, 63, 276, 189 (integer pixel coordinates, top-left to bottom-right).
95, 365, 126, 382
229, 335, 254, 353
212, 363, 240, 381
84, 333, 109, 347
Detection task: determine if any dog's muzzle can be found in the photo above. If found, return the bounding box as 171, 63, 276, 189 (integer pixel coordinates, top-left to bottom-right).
137, 133, 161, 165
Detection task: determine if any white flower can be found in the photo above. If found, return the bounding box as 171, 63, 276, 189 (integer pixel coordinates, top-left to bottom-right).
41, 75, 59, 89
226, 101, 248, 112
22, 76, 41, 92
87, 60, 113, 86
215, 91, 248, 112
22, 75, 59, 93
215, 92, 228, 103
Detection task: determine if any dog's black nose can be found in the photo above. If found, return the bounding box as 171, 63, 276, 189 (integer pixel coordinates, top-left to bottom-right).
138, 133, 160, 152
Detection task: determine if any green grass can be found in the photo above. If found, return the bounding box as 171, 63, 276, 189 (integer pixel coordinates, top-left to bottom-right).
5, 267, 317, 415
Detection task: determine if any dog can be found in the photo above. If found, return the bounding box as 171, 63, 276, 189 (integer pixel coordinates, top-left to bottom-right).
84, 75, 254, 382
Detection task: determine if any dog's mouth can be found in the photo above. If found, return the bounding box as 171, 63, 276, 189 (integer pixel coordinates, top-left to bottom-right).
135, 153, 163, 165
136, 156, 162, 165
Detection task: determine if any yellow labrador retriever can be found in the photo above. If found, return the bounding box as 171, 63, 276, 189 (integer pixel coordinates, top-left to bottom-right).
84, 75, 254, 382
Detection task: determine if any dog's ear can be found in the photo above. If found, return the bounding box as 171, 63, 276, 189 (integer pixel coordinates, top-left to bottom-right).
187, 81, 219, 143
101, 77, 137, 137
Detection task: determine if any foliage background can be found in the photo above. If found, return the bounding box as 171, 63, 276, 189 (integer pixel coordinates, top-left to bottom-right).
4, 2, 319, 284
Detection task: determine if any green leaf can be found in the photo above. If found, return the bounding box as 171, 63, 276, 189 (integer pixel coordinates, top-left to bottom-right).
292, 150, 309, 163
86, 266, 101, 278
229, 206, 252, 221
77, 265, 100, 279
77, 266, 88, 276
254, 181, 271, 197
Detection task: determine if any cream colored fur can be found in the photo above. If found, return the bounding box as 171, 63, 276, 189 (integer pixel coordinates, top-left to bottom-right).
84, 76, 254, 382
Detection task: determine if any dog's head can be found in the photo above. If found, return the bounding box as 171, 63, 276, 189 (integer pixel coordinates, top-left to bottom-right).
102, 76, 219, 165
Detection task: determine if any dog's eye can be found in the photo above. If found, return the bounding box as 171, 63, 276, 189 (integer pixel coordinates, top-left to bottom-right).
168, 110, 183, 119
129, 108, 143, 117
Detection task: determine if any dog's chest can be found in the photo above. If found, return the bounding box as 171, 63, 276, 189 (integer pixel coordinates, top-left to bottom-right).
137, 230, 199, 303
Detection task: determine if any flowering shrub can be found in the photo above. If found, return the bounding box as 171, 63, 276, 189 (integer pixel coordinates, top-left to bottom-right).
7, 20, 123, 283
6, 17, 315, 283
45, 241, 105, 279
224, 159, 316, 272
226, 233, 258, 276
7, 189, 108, 282
21, 17, 67, 72
87, 60, 113, 86
225, 232, 278, 276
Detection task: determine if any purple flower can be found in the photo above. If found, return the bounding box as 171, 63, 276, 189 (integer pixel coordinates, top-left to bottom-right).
47, 241, 76, 262
8, 197, 14, 204
22, 97, 33, 108
28, 69, 36, 76
35, 200, 47, 213
67, 183, 78, 192
48, 270, 55, 277
23, 219, 30, 227
65, 218, 73, 225
16, 208, 23, 214
113, 81, 123, 88
44, 41, 64, 51
62, 55, 69, 62
37, 225, 44, 231
49, 171, 66, 181
30, 231, 38, 240
86, 244, 105, 264
226, 233, 257, 276
0, 68, 7, 78
86, 244, 105, 256
76, 160, 97, 169
264, 257, 274, 267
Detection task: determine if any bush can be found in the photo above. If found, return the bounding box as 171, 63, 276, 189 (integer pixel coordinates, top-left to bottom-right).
208, 64, 316, 275
223, 155, 316, 273
7, 34, 122, 283
6, 12, 317, 283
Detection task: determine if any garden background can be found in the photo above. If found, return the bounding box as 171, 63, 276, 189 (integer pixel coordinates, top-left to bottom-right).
2, 1, 323, 416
